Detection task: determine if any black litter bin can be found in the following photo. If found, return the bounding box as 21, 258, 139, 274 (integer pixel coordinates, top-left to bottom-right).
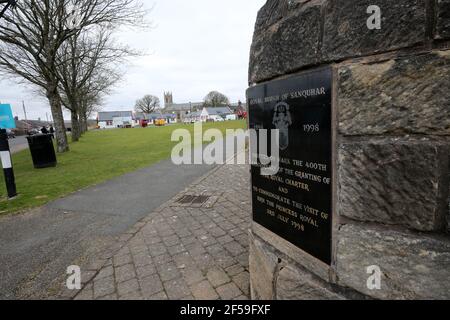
26, 134, 57, 168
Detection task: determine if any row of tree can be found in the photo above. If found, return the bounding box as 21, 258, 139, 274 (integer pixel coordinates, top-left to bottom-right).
0, 0, 146, 152
134, 91, 231, 115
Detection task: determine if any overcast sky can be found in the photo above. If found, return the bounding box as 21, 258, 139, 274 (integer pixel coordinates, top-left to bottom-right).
0, 0, 266, 120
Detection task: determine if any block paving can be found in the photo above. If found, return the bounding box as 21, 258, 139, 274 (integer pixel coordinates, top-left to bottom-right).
59, 159, 251, 300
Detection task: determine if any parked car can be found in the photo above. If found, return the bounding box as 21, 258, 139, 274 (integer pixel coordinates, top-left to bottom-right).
155, 119, 166, 126
27, 128, 40, 135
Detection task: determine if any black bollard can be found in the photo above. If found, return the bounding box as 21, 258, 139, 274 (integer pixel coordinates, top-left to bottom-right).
0, 129, 17, 199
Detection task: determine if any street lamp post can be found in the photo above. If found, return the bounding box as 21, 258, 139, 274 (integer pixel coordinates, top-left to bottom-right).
0, 0, 16, 20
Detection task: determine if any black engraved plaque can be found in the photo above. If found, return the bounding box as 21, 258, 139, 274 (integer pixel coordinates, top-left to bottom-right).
247, 67, 333, 265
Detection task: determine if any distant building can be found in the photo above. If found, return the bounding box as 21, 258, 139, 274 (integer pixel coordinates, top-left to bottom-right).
163, 91, 245, 122
164, 102, 204, 121
135, 111, 177, 125
164, 91, 174, 106
183, 111, 202, 123
163, 91, 203, 120
200, 107, 234, 122
98, 111, 134, 129
182, 107, 235, 123
134, 112, 155, 121
13, 119, 51, 135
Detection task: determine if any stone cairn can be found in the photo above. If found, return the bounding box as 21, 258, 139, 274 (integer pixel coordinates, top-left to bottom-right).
248, 0, 450, 300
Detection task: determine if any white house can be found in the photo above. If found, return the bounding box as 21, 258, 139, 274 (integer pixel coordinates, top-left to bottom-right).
98, 111, 134, 129
225, 114, 238, 121
200, 107, 234, 122
135, 112, 178, 125
183, 111, 202, 123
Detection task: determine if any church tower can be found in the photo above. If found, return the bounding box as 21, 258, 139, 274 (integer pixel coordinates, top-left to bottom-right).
164, 91, 173, 107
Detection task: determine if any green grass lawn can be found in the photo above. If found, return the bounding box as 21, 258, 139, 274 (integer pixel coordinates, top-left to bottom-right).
0, 120, 247, 215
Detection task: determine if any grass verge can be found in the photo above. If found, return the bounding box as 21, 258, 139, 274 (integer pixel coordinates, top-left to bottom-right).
0, 120, 247, 215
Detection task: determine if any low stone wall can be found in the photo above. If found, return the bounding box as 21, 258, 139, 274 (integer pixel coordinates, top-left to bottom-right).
248, 0, 450, 300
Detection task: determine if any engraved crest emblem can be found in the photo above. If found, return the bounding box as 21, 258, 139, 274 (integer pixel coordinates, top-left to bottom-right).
272, 102, 292, 150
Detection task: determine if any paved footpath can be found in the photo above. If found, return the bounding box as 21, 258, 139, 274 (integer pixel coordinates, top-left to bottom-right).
58, 157, 252, 300
0, 160, 216, 299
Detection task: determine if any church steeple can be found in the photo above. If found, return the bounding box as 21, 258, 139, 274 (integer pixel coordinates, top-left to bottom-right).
164, 91, 173, 107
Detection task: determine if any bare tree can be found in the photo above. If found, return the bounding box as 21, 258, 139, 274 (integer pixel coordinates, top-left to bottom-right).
57, 28, 130, 141
135, 94, 160, 115
80, 100, 101, 133
203, 91, 230, 107
0, 0, 146, 152
0, 0, 15, 20
78, 72, 119, 133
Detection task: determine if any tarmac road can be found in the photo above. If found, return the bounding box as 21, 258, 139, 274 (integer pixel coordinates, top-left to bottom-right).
8, 136, 29, 154
0, 132, 246, 299
0, 159, 215, 299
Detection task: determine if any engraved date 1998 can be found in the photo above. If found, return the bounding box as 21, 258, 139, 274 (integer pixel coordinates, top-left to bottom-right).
303, 123, 320, 133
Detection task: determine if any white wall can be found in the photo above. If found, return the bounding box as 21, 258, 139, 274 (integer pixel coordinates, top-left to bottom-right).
201, 108, 209, 122
98, 121, 115, 129
226, 114, 237, 121
113, 116, 133, 127
209, 115, 224, 122
98, 116, 133, 129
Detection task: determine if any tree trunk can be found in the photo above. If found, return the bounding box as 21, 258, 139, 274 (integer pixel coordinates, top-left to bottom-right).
46, 84, 69, 153
71, 109, 81, 142
80, 113, 88, 133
